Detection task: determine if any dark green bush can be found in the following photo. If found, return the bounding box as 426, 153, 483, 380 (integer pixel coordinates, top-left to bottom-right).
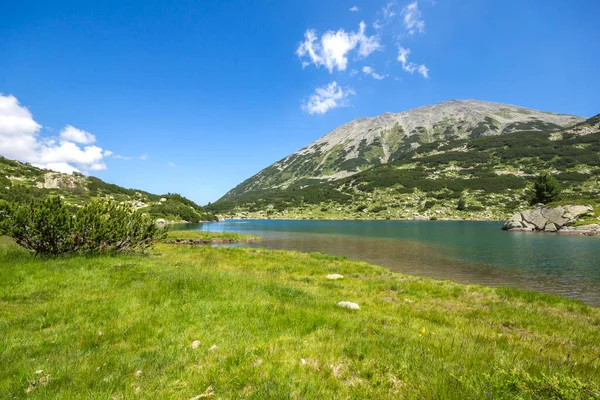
369, 205, 387, 213
1, 197, 166, 256
457, 196, 467, 211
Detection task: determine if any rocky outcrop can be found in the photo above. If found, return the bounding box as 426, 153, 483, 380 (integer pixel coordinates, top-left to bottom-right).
36, 172, 85, 190
503, 205, 598, 235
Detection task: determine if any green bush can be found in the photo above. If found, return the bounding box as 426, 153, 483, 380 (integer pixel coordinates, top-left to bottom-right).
1, 197, 166, 256
531, 173, 561, 205
457, 196, 467, 211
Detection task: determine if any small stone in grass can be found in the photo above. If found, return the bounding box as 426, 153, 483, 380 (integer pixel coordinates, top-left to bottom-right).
208, 344, 217, 352
337, 301, 360, 310
135, 370, 142, 376
191, 340, 201, 349
326, 274, 344, 280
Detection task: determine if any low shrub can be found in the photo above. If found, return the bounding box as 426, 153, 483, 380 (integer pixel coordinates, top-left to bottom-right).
0, 197, 166, 256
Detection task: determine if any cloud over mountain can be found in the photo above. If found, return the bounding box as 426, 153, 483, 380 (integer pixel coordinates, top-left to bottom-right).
0, 94, 106, 174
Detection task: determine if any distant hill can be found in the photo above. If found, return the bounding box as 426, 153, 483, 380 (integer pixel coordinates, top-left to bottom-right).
221, 100, 583, 200
209, 108, 599, 221
0, 158, 215, 223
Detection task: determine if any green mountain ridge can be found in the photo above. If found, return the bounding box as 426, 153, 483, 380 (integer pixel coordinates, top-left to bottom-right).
221, 100, 583, 200
0, 158, 216, 223
210, 106, 600, 221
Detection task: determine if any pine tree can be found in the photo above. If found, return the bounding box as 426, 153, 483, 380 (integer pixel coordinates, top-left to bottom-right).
531, 173, 561, 205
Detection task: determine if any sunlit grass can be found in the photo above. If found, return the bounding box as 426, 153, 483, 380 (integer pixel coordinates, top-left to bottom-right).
0, 238, 598, 398
163, 230, 261, 242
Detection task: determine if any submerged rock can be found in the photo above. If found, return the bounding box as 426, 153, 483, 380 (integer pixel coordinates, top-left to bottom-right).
503, 205, 596, 235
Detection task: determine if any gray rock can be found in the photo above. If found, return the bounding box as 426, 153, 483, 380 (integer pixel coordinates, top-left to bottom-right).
521, 208, 548, 231
502, 217, 523, 230
541, 207, 569, 227
563, 205, 593, 220
503, 204, 595, 234
522, 221, 536, 230
337, 301, 360, 310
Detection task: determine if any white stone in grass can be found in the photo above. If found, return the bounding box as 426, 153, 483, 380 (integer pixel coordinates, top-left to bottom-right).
337, 301, 360, 310
208, 344, 217, 352
326, 274, 344, 280
135, 370, 142, 376
191, 340, 201, 349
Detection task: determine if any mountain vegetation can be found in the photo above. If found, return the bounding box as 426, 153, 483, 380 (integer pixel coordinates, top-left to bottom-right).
210, 102, 599, 221
0, 157, 216, 223
1, 237, 599, 398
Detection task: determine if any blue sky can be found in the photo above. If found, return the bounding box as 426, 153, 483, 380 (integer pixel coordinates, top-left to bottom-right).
1, 0, 599, 204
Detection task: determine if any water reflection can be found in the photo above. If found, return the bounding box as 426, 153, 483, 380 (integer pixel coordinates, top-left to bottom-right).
172, 220, 600, 306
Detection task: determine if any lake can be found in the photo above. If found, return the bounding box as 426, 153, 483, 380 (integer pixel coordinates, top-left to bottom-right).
172, 220, 600, 306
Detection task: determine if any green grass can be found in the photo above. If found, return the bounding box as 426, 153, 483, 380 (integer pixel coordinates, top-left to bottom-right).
0, 239, 599, 398
163, 230, 261, 243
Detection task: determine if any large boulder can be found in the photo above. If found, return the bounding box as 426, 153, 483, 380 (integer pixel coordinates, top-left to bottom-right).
503, 204, 594, 234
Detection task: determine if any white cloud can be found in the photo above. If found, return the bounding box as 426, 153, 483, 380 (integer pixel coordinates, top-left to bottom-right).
0, 94, 41, 138
0, 93, 109, 174
59, 125, 96, 144
397, 46, 411, 65
168, 161, 176, 167
402, 2, 425, 35
383, 2, 397, 17
356, 22, 382, 57
349, 5, 359, 12
378, 2, 425, 35
397, 46, 429, 78
35, 162, 80, 174
103, 150, 147, 161
302, 81, 355, 115
296, 22, 381, 73
362, 66, 386, 80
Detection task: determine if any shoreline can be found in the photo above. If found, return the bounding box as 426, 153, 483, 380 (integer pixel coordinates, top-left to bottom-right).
214, 216, 504, 222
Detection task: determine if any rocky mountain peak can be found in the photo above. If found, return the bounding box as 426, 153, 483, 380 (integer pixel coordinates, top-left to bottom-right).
222, 100, 583, 200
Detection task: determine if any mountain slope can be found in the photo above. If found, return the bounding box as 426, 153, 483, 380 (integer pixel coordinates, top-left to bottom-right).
222, 100, 583, 200
0, 157, 216, 222
209, 113, 600, 221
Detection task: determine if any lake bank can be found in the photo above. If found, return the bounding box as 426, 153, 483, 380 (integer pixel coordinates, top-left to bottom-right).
1, 238, 598, 398
173, 220, 600, 306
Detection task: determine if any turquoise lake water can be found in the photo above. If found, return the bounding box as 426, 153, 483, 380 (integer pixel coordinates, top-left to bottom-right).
173, 220, 600, 306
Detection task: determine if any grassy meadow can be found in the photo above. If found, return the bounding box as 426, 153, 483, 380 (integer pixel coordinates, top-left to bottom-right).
162, 230, 261, 243
0, 235, 599, 399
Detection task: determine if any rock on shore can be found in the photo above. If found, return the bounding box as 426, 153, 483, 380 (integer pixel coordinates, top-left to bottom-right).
503, 205, 598, 235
